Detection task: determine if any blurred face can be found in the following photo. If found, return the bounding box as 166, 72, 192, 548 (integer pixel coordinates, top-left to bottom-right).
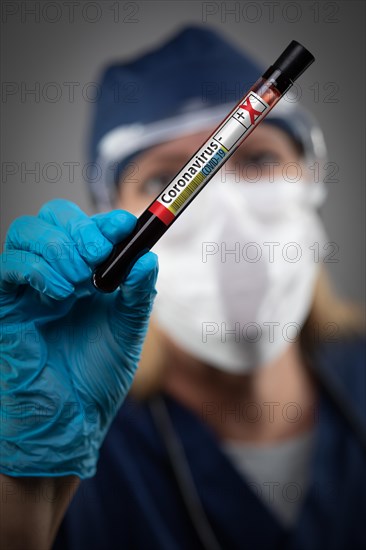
116, 124, 302, 213
114, 122, 325, 376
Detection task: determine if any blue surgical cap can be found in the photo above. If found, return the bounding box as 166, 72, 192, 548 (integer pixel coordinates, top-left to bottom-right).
88, 26, 326, 210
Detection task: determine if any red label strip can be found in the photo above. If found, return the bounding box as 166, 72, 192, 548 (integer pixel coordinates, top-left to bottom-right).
148, 201, 175, 226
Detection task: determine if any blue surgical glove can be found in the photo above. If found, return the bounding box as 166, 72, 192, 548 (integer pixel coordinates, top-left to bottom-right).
0, 199, 158, 479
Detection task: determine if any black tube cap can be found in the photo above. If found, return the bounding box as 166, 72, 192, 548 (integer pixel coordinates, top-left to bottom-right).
272, 40, 315, 83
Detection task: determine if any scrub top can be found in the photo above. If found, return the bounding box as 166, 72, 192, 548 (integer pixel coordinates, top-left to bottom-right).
54, 337, 366, 550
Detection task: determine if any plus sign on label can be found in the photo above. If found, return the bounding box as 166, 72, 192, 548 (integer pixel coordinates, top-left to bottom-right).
233, 111, 247, 124
213, 92, 269, 151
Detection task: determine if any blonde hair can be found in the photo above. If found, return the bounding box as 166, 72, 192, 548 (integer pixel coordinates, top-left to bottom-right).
300, 267, 365, 351
131, 267, 364, 399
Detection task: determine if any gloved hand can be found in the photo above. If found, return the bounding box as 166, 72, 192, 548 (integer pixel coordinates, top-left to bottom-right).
0, 199, 158, 479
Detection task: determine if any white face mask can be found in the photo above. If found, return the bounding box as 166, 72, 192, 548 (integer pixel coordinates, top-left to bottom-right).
152, 174, 328, 373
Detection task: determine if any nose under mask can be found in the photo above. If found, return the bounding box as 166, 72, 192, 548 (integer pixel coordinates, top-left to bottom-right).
151, 174, 328, 373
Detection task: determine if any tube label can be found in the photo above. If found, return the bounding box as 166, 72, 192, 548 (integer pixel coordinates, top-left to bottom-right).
149, 91, 269, 225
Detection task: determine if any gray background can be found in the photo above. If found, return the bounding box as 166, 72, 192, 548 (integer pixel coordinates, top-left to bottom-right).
1, 0, 365, 305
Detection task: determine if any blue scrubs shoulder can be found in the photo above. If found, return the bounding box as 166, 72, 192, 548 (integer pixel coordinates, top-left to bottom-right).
54, 338, 366, 550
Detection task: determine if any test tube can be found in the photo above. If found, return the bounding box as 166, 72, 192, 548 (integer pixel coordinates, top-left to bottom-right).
93, 40, 314, 292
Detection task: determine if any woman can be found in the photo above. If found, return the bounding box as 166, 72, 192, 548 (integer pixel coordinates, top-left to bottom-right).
1, 27, 365, 550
